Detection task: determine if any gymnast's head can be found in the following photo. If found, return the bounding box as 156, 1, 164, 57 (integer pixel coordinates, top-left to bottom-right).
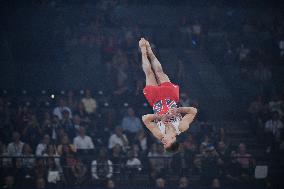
161, 130, 180, 153
165, 139, 180, 154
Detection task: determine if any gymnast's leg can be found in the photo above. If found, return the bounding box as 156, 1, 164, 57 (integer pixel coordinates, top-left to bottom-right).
139, 38, 158, 86
145, 40, 170, 84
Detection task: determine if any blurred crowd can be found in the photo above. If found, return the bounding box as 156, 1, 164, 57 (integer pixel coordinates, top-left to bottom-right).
0, 90, 256, 188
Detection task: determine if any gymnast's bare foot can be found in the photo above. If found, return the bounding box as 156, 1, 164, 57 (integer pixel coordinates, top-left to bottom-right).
139, 38, 147, 55
145, 40, 155, 60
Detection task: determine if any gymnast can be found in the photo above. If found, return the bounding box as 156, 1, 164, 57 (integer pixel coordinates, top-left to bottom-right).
139, 38, 197, 153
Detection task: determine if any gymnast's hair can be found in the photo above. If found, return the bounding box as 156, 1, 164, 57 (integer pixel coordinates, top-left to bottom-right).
165, 141, 180, 154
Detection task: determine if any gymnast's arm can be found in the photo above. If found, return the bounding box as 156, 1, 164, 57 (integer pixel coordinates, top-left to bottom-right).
177, 107, 198, 133
142, 114, 165, 141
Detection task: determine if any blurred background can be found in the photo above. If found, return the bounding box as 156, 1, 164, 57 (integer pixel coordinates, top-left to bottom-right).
0, 0, 284, 188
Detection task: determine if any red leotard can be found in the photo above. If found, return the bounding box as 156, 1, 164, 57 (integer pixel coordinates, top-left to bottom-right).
143, 82, 179, 114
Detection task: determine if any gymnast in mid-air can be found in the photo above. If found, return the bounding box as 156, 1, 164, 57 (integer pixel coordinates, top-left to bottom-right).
139, 38, 197, 153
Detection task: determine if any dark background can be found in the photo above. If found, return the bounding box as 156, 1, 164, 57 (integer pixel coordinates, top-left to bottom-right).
0, 0, 284, 188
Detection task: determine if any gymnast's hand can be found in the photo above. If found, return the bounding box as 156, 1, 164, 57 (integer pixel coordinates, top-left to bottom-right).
168, 108, 178, 116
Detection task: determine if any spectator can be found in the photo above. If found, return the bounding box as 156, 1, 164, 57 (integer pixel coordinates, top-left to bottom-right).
74, 102, 90, 124
36, 134, 51, 156
178, 176, 189, 188
134, 129, 148, 152
200, 135, 213, 153
11, 158, 31, 187
121, 107, 142, 138
126, 149, 142, 180
7, 132, 24, 156
73, 126, 94, 150
61, 109, 76, 139
265, 111, 283, 141
81, 89, 97, 115
73, 115, 82, 131
247, 96, 265, 130
67, 90, 78, 112
130, 143, 140, 157
112, 80, 129, 107
201, 146, 223, 185
247, 96, 265, 116
22, 114, 41, 149
268, 95, 283, 116
108, 127, 129, 150
71, 159, 88, 186
33, 158, 47, 181
42, 114, 60, 143
183, 133, 197, 152
57, 135, 76, 155
91, 148, 113, 184
43, 145, 57, 157
125, 150, 142, 171
60, 144, 77, 185
41, 112, 52, 134
265, 111, 283, 152
236, 143, 253, 171
53, 98, 72, 120
110, 144, 124, 174
22, 144, 35, 168
216, 141, 230, 163
44, 145, 60, 168
46, 158, 61, 185
224, 151, 243, 187
155, 177, 166, 188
